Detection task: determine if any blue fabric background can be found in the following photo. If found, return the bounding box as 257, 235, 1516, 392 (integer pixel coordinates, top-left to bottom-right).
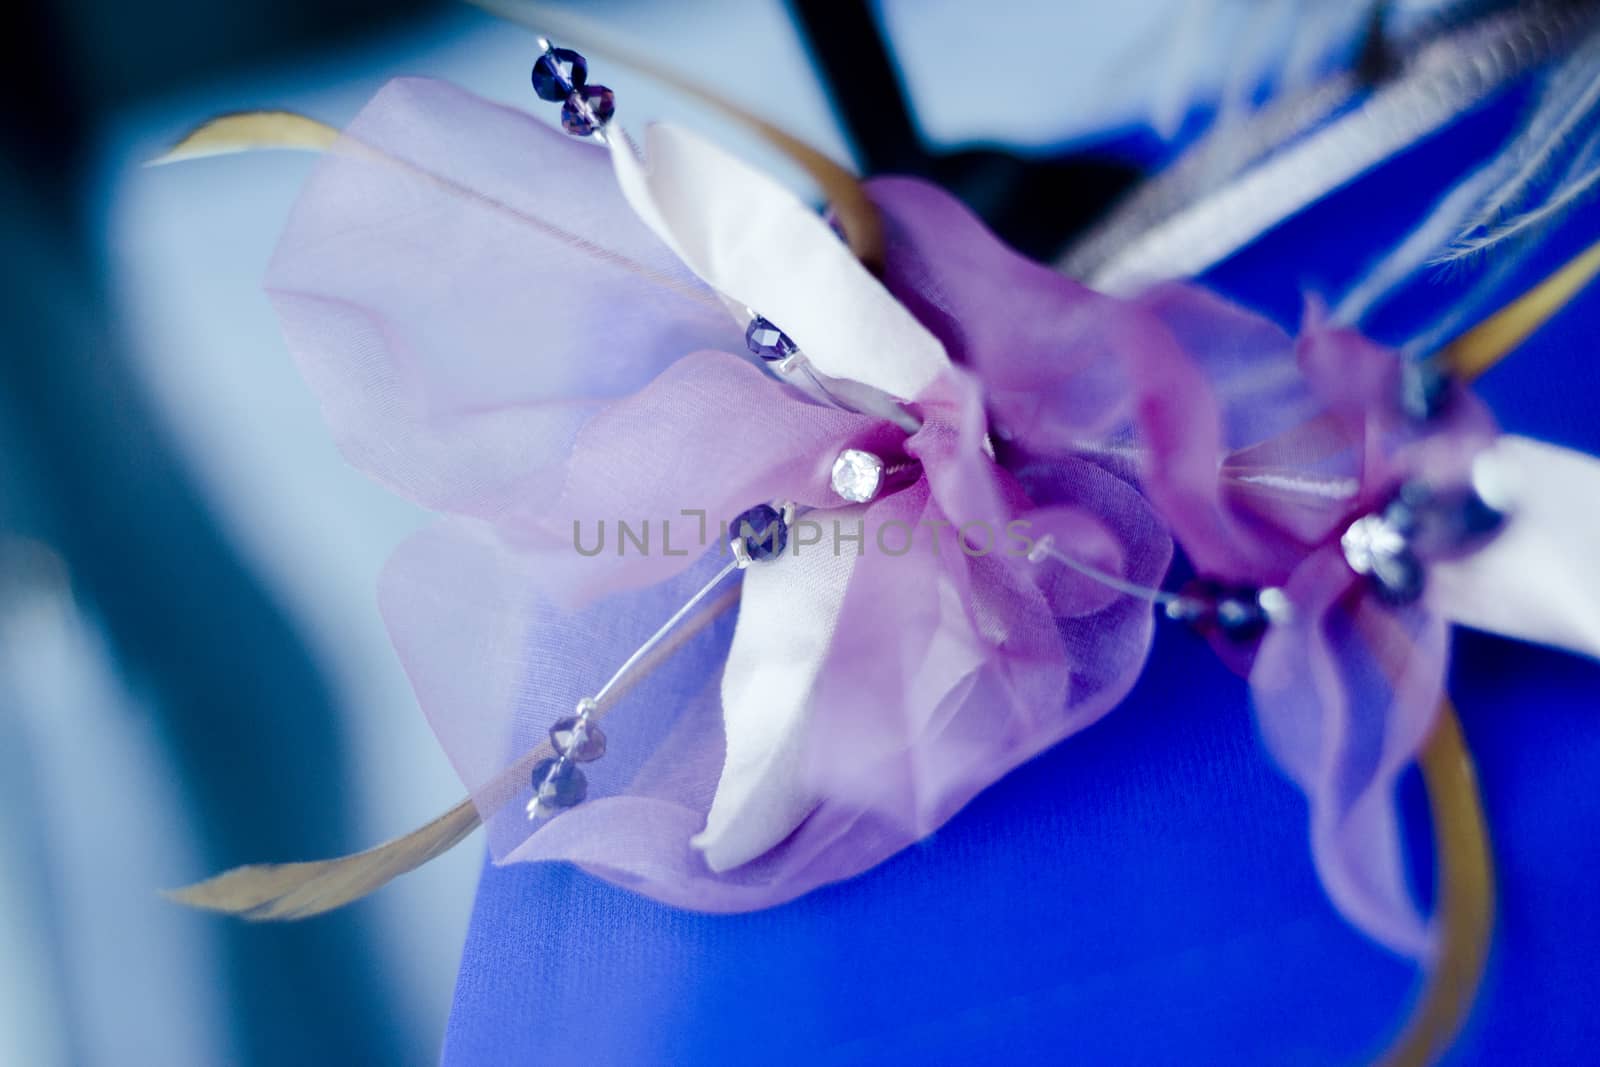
441, 88, 1600, 1065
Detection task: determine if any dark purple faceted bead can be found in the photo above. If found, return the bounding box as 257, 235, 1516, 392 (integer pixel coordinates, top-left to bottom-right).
744, 316, 799, 362
531, 47, 587, 102
1382, 486, 1424, 537
1214, 595, 1268, 642
1165, 578, 1221, 626
1388, 481, 1503, 557
730, 503, 789, 562
530, 757, 587, 811
550, 716, 606, 762
1170, 578, 1267, 643
1370, 548, 1425, 605
561, 85, 615, 136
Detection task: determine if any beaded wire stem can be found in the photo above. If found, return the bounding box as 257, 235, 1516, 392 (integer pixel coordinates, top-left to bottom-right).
526, 503, 795, 821
526, 559, 738, 818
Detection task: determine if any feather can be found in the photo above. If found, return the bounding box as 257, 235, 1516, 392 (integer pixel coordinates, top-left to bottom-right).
144, 111, 339, 165
1438, 137, 1600, 261
1453, 51, 1600, 233
1075, 4, 1594, 290
1334, 23, 1600, 325
1334, 161, 1504, 323
165, 798, 481, 920
1429, 28, 1600, 266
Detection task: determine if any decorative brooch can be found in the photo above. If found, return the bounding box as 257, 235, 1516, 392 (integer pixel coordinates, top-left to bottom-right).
158, 32, 1600, 1058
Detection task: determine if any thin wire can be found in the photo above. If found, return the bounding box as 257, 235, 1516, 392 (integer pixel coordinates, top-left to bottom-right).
796, 361, 865, 416
591, 559, 741, 707
1032, 537, 1184, 608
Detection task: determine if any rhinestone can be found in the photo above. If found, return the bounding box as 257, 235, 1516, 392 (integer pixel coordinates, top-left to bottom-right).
550, 716, 606, 762
830, 449, 885, 503
729, 503, 789, 563
529, 757, 587, 816
1340, 514, 1408, 575
531, 47, 588, 102
1256, 587, 1293, 624
561, 85, 615, 136
744, 316, 798, 362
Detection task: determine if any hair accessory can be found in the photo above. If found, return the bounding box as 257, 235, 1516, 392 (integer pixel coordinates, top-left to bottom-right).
159, 44, 1185, 911
156, 38, 1600, 1031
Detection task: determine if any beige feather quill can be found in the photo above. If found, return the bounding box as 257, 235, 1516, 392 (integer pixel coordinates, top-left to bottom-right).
146, 111, 339, 165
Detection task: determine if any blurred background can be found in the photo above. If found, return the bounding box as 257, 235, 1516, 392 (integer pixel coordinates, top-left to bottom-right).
2, 1, 1590, 1063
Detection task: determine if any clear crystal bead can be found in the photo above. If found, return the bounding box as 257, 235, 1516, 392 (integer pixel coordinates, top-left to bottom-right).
830, 449, 884, 503
1342, 511, 1427, 604
1340, 514, 1408, 575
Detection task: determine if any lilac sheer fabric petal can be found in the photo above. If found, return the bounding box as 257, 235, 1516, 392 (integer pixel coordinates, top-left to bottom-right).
1297, 315, 1498, 495
1023, 504, 1128, 618
1101, 284, 1499, 958
868, 177, 1137, 452
266, 78, 735, 521
799, 466, 1170, 838
1251, 547, 1445, 959
907, 368, 1028, 535
801, 487, 1064, 835
1122, 286, 1348, 584
507, 350, 881, 604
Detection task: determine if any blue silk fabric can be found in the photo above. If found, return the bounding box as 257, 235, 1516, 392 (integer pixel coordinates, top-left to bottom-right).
441, 89, 1600, 1065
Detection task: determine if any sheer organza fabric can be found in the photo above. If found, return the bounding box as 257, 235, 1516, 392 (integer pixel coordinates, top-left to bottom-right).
1121, 287, 1499, 957
266, 78, 1189, 909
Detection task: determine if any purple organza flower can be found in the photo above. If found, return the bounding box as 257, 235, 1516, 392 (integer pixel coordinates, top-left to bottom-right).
266, 78, 1170, 910
1123, 284, 1504, 958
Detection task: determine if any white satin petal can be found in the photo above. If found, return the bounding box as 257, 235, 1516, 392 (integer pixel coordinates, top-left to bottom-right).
1432, 435, 1600, 661
608, 125, 948, 400
693, 519, 861, 872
